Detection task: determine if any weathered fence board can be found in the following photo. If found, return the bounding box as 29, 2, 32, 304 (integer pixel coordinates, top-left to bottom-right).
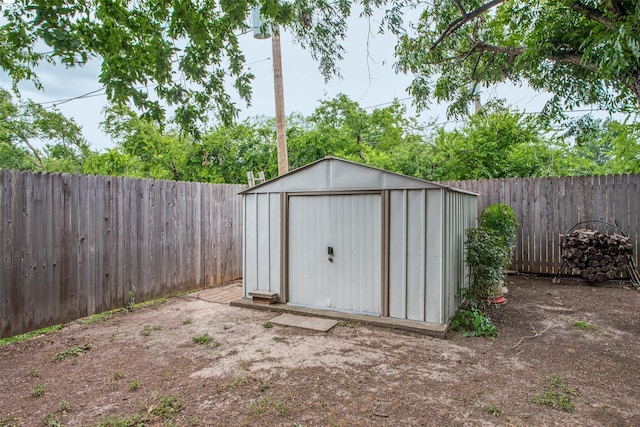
0, 171, 245, 338
442, 174, 640, 275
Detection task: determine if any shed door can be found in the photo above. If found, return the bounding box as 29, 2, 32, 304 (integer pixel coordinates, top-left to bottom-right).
287, 194, 381, 315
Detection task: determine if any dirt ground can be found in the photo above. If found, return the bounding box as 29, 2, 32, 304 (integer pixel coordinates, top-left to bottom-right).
1, 274, 639, 427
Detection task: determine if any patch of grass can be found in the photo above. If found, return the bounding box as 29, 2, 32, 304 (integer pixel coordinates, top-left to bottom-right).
31, 383, 47, 397
249, 395, 287, 415
529, 376, 578, 412
97, 413, 144, 427
0, 415, 22, 426
214, 375, 251, 393
140, 325, 162, 336
129, 380, 140, 391
182, 318, 193, 325
76, 310, 114, 325
0, 324, 63, 347
52, 344, 91, 362
27, 368, 40, 378
112, 371, 125, 380
109, 333, 117, 342
223, 324, 231, 330
262, 322, 273, 329
484, 405, 502, 416
573, 320, 599, 331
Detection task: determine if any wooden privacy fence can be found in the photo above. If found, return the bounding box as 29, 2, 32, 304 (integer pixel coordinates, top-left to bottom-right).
1, 170, 246, 338
441, 174, 640, 275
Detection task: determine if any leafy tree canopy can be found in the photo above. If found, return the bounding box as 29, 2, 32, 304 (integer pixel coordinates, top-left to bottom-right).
0, 88, 91, 172
395, 0, 640, 120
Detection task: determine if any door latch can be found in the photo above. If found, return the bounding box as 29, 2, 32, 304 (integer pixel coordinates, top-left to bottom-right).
328, 246, 334, 262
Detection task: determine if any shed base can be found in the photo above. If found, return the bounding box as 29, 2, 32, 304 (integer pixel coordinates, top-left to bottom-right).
230, 298, 448, 339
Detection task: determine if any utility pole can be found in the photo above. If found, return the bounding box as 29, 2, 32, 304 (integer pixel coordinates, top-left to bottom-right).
271, 27, 288, 175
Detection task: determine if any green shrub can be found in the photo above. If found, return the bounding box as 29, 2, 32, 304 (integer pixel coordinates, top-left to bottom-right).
465, 227, 508, 302
480, 203, 518, 266
450, 305, 497, 338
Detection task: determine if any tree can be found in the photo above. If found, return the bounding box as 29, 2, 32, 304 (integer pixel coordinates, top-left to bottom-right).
0, 88, 90, 172
0, 0, 358, 136
394, 0, 640, 119
424, 103, 561, 180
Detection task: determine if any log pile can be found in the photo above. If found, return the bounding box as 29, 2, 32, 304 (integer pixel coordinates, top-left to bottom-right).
561, 229, 633, 282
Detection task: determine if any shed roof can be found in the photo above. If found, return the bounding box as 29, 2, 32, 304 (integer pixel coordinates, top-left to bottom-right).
241, 157, 477, 195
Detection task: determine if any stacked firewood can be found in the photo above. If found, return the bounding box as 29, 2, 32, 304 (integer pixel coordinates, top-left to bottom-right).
561, 229, 633, 282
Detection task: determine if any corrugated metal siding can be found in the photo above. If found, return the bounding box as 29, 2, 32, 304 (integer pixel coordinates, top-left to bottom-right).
442, 191, 477, 321
287, 194, 381, 315
242, 193, 280, 297
388, 189, 445, 322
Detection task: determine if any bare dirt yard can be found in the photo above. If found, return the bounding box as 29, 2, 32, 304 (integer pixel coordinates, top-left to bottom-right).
1, 274, 639, 427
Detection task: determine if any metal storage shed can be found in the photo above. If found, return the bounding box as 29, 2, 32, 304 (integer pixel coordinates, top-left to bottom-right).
238, 157, 477, 329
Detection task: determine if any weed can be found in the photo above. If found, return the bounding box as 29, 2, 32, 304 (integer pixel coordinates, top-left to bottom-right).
52, 344, 91, 362
223, 324, 231, 330
97, 413, 143, 427
126, 287, 136, 312
214, 375, 250, 393
258, 382, 270, 392
450, 307, 497, 338
129, 380, 140, 391
263, 322, 273, 329
112, 371, 125, 380
109, 333, 116, 342
27, 368, 40, 377
43, 413, 62, 427
140, 325, 162, 336
151, 396, 184, 419
0, 415, 21, 426
0, 324, 62, 347
31, 383, 47, 397
183, 318, 193, 325
529, 376, 578, 412
272, 336, 281, 342
249, 395, 287, 415
192, 333, 212, 345
573, 320, 598, 331
484, 405, 502, 416
58, 401, 72, 413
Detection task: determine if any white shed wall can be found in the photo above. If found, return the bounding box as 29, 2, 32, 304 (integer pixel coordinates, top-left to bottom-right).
242, 193, 281, 296
388, 189, 445, 323
442, 191, 478, 321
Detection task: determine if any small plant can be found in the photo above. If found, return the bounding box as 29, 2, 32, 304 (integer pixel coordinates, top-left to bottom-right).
450, 304, 497, 338
109, 333, 116, 342
183, 318, 193, 325
112, 371, 125, 380
58, 401, 72, 413
151, 396, 184, 419
140, 325, 162, 336
31, 383, 47, 397
0, 415, 21, 427
484, 405, 502, 416
27, 368, 40, 377
192, 334, 212, 345
262, 322, 273, 329
223, 324, 231, 330
573, 320, 598, 331
258, 382, 270, 392
249, 395, 287, 415
43, 412, 62, 427
52, 344, 91, 362
529, 376, 578, 412
129, 380, 140, 391
76, 311, 113, 325
126, 286, 136, 312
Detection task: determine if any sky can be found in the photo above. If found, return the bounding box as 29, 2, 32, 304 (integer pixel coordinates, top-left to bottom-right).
2, 7, 616, 152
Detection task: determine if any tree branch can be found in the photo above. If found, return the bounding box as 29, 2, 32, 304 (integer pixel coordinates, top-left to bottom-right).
571, 2, 616, 30
475, 42, 600, 72
430, 0, 507, 51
